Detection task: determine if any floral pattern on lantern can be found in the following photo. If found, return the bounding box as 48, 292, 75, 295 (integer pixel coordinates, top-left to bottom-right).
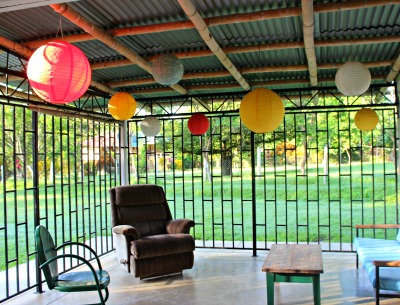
239, 88, 285, 133
27, 40, 91, 104
188, 113, 209, 135
354, 108, 379, 131
141, 116, 161, 137
335, 61, 371, 96
152, 54, 184, 86
108, 92, 137, 120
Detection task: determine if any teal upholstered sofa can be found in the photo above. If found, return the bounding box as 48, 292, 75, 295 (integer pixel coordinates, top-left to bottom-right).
354, 224, 400, 305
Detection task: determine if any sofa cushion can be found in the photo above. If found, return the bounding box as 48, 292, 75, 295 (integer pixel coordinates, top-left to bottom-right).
355, 236, 400, 292
131, 234, 195, 259
363, 258, 400, 291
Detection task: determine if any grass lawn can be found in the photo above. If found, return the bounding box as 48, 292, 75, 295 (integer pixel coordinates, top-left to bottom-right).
0, 161, 397, 272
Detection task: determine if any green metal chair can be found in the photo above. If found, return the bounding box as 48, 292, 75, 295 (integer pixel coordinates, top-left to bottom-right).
35, 225, 110, 305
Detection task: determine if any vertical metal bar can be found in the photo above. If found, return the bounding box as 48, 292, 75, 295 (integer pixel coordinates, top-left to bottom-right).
120, 121, 129, 185
32, 110, 42, 293
395, 83, 400, 225
251, 131, 257, 256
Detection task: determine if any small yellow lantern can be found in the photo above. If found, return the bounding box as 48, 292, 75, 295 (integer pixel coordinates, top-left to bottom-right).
239, 88, 285, 133
354, 108, 379, 131
108, 92, 137, 120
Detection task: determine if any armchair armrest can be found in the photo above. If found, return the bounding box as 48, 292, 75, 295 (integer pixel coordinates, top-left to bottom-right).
166, 219, 195, 234
112, 225, 140, 240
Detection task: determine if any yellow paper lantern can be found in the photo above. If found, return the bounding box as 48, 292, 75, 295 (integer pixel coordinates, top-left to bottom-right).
239, 88, 285, 133
108, 92, 137, 120
354, 108, 379, 131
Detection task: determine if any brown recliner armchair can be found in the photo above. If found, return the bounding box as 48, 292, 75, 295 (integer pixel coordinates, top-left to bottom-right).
109, 184, 195, 279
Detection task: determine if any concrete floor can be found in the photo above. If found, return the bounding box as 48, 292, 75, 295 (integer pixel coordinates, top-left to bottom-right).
3, 248, 399, 305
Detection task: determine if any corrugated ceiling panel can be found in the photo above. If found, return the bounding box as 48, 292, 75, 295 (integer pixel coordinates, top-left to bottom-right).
230, 49, 305, 68
191, 0, 301, 16
69, 0, 186, 28
318, 5, 400, 40
0, 6, 80, 42
120, 29, 205, 55
210, 17, 304, 47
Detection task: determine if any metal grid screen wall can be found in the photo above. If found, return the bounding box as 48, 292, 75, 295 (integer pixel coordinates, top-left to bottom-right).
0, 104, 118, 301
0, 87, 398, 302
128, 105, 398, 252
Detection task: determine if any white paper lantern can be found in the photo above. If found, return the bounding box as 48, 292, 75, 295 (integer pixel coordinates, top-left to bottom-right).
141, 116, 161, 137
335, 61, 371, 96
152, 54, 184, 86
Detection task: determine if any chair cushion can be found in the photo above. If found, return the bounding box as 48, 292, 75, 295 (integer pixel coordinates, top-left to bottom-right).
131, 234, 195, 259
129, 220, 167, 237
55, 270, 110, 292
113, 185, 165, 206
118, 203, 168, 225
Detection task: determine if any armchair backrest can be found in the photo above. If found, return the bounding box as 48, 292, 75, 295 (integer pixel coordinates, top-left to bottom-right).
109, 184, 173, 237
35, 225, 59, 289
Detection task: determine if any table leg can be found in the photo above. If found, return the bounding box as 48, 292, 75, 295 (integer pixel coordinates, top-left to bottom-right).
312, 274, 321, 305
266, 272, 275, 305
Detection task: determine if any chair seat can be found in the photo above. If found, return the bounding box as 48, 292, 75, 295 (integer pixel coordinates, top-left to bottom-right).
54, 270, 110, 292
131, 233, 195, 259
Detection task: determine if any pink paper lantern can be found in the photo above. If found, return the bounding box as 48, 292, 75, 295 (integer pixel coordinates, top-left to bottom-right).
27, 41, 91, 104
188, 113, 209, 135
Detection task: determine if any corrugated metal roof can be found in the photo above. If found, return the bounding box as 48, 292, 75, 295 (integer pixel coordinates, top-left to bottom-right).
0, 0, 397, 109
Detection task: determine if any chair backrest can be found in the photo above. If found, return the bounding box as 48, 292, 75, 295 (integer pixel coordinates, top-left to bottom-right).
35, 225, 59, 289
109, 184, 173, 237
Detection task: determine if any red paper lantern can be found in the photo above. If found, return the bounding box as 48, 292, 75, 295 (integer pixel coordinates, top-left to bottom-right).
188, 113, 209, 135
27, 40, 91, 104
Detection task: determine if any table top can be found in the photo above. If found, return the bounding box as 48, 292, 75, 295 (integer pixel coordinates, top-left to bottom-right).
262, 244, 323, 274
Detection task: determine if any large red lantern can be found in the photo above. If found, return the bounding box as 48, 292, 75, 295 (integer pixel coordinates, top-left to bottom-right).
188, 113, 209, 135
27, 40, 91, 104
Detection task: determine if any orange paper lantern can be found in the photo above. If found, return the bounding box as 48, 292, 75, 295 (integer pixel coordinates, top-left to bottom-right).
27, 41, 91, 104
108, 92, 137, 120
239, 88, 285, 133
354, 108, 379, 131
188, 113, 209, 135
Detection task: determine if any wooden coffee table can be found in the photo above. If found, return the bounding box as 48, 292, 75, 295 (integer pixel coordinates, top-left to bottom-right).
262, 244, 323, 305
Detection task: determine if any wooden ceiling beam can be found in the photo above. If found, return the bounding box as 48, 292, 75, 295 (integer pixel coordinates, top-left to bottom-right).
129, 75, 386, 95
105, 60, 393, 88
